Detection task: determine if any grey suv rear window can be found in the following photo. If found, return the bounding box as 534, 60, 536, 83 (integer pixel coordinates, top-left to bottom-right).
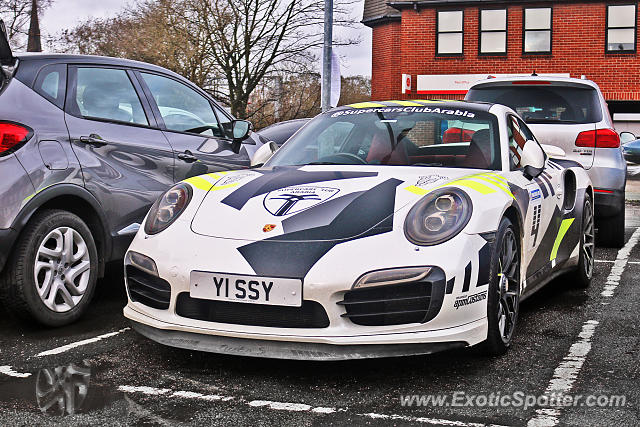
467, 86, 603, 124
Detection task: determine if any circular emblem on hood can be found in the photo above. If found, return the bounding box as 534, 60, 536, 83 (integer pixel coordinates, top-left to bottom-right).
263, 186, 340, 217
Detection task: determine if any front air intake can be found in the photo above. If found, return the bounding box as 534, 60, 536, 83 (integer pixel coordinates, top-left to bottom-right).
126, 266, 171, 310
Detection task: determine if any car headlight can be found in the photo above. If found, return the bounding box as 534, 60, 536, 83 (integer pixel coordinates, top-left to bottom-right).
144, 183, 192, 235
404, 188, 472, 246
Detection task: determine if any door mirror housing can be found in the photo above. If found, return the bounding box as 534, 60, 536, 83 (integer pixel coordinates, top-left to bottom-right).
620, 131, 636, 145
521, 140, 545, 180
251, 141, 278, 167
232, 120, 252, 141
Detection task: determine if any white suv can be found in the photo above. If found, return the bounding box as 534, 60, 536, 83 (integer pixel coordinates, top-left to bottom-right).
466, 76, 626, 247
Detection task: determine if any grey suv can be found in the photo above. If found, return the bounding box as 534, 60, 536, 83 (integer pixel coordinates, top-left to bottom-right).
466, 76, 626, 248
0, 22, 260, 326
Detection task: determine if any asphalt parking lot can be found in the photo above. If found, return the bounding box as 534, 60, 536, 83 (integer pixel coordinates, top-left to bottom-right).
1, 167, 639, 427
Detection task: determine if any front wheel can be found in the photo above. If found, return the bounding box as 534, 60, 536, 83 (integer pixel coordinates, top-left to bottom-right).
479, 217, 521, 356
0, 209, 98, 327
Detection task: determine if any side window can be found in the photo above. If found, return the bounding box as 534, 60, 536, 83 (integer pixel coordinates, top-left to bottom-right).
212, 104, 233, 139
34, 64, 66, 109
73, 68, 148, 125
508, 116, 535, 169
141, 73, 221, 136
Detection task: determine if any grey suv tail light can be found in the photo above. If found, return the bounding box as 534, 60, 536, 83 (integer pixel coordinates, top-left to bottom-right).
575, 129, 620, 148
0, 121, 33, 156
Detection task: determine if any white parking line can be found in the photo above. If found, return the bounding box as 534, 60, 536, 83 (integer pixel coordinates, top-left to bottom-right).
249, 400, 336, 413
526, 320, 599, 427
35, 328, 130, 357
118, 385, 234, 401
595, 260, 640, 264
601, 227, 640, 298
120, 385, 502, 426
360, 412, 509, 426
0, 366, 31, 378
527, 227, 640, 427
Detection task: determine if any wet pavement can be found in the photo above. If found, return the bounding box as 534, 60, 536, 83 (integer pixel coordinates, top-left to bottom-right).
1, 180, 640, 426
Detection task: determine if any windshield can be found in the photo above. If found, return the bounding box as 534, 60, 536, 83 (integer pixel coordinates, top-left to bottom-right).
467, 85, 603, 124
266, 107, 501, 170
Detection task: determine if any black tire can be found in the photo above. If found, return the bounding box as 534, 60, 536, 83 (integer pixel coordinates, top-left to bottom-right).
597, 209, 625, 249
572, 195, 595, 288
0, 209, 98, 327
479, 217, 521, 356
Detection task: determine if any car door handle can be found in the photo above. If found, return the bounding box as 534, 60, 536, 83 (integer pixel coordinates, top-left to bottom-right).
177, 151, 198, 163
79, 134, 107, 147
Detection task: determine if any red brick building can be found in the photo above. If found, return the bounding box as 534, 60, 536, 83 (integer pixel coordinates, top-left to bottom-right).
363, 0, 640, 127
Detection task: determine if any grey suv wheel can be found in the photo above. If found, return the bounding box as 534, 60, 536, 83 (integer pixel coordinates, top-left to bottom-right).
0, 210, 98, 326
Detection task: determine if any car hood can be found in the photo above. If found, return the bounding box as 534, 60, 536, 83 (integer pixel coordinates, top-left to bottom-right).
189, 166, 482, 242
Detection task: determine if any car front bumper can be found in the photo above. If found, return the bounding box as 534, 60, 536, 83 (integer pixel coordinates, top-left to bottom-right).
125, 306, 482, 360
122, 224, 493, 359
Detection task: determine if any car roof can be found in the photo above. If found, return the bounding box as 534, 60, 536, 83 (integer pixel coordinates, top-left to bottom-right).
15, 52, 188, 84
330, 99, 494, 113
470, 76, 601, 90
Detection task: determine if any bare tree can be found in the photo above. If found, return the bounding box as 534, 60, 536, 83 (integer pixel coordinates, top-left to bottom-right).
189, 0, 357, 118
0, 0, 52, 49
249, 70, 322, 129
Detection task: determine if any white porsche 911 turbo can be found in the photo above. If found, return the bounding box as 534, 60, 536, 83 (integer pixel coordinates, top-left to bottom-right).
123, 100, 594, 360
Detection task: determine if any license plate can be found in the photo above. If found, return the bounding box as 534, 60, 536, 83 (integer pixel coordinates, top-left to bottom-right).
190, 271, 302, 307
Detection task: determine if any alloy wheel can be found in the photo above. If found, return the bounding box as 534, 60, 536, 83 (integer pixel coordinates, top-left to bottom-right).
497, 228, 520, 344
34, 227, 91, 313
582, 200, 595, 279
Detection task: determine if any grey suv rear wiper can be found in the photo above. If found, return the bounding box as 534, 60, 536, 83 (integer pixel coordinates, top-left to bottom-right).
524, 119, 582, 124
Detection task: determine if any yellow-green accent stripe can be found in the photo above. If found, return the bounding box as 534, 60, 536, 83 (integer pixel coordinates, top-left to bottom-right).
405, 185, 429, 195
550, 218, 575, 261
435, 179, 497, 195
184, 176, 216, 191
472, 175, 515, 199
347, 102, 386, 108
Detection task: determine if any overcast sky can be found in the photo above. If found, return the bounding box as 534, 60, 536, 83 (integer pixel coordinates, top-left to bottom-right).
40, 0, 372, 77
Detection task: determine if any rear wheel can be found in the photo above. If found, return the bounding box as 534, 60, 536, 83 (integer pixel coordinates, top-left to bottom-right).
0, 209, 98, 326
572, 195, 595, 288
480, 217, 520, 356
597, 209, 625, 249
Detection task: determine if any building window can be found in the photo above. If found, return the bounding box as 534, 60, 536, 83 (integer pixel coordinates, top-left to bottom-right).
607, 4, 637, 53
480, 9, 507, 54
523, 8, 552, 53
437, 10, 463, 55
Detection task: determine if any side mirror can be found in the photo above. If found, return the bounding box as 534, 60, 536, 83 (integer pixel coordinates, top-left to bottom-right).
232, 120, 252, 141
251, 141, 278, 167
541, 144, 566, 158
521, 140, 545, 180
620, 131, 636, 145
